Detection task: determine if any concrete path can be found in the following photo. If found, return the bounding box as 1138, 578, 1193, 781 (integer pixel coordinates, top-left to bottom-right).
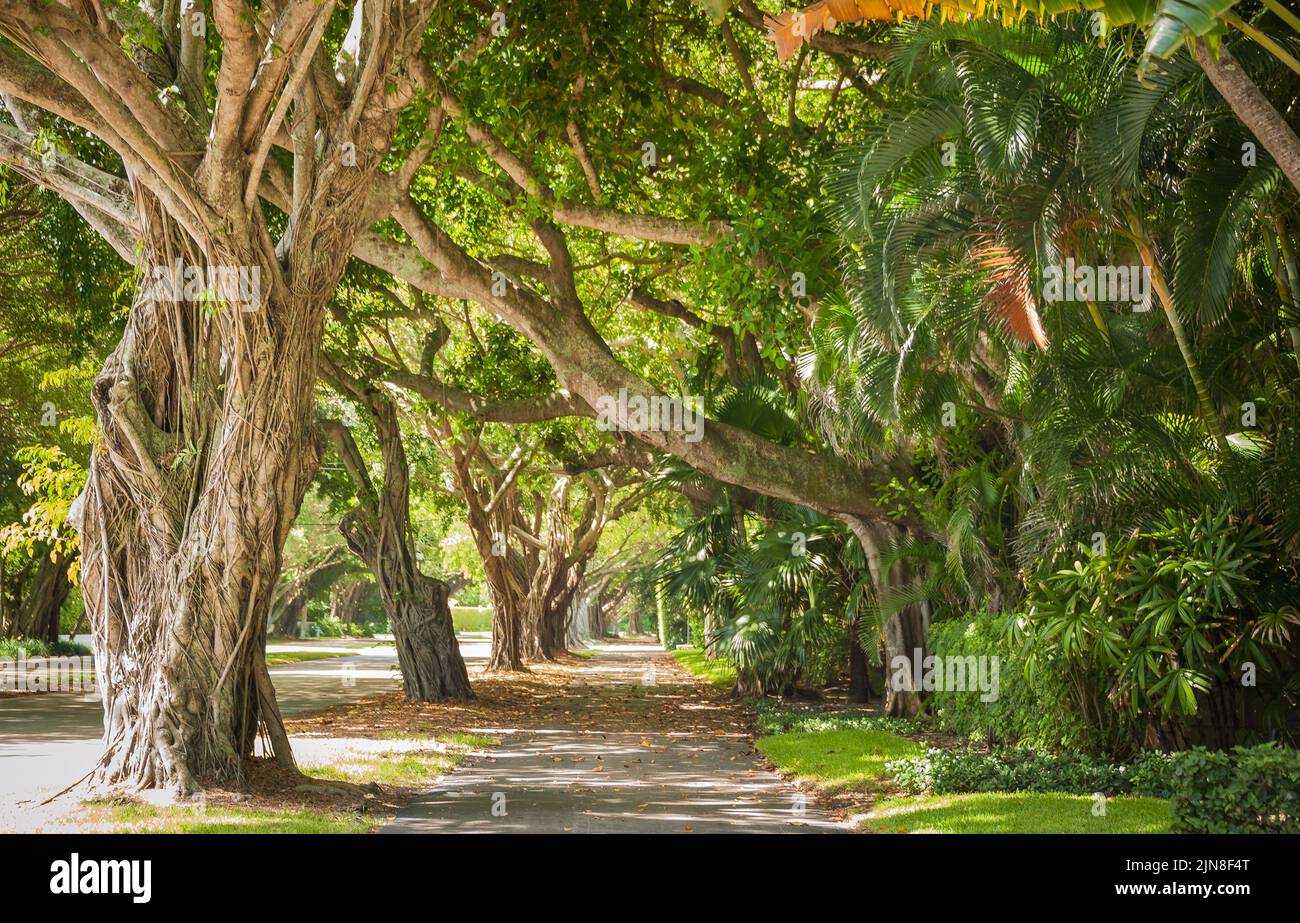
0, 636, 490, 818
382, 643, 845, 834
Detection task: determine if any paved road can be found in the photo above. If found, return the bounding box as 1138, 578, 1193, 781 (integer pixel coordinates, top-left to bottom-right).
0, 636, 490, 816
382, 644, 845, 834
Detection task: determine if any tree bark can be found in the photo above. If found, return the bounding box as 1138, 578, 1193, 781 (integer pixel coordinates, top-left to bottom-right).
1194, 39, 1300, 194
655, 581, 668, 648
0, 0, 438, 795
17, 549, 72, 644
838, 515, 927, 717
321, 372, 472, 702
70, 200, 322, 794
444, 432, 529, 672
847, 613, 871, 704
330, 575, 374, 627
522, 478, 576, 662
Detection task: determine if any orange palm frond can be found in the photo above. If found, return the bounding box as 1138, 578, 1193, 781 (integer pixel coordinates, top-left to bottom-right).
973, 240, 1050, 350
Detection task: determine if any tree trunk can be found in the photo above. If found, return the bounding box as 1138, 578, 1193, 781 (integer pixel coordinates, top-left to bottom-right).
522, 477, 576, 662
273, 595, 308, 640
330, 575, 373, 627
339, 508, 470, 701
445, 436, 528, 672
17, 550, 72, 644
1194, 39, 1300, 194
70, 201, 321, 795
565, 593, 591, 647
0, 0, 435, 797
487, 584, 526, 671
323, 378, 472, 703
655, 580, 668, 648
847, 613, 871, 704
838, 515, 926, 717
382, 568, 470, 701
703, 609, 718, 660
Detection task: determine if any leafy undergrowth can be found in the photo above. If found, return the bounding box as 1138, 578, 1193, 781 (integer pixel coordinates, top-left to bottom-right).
864, 792, 1173, 834
670, 647, 736, 690
264, 651, 360, 665
0, 637, 92, 658
756, 723, 1173, 833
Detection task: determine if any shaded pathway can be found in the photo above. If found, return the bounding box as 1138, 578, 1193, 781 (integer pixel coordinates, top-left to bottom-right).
382, 642, 845, 834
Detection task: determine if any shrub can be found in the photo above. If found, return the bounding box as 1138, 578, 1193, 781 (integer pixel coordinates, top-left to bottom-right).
311, 616, 345, 638
928, 612, 1104, 754
886, 748, 1177, 798
1169, 744, 1300, 833
756, 702, 925, 737
1022, 506, 1300, 751
0, 637, 91, 658
0, 637, 49, 658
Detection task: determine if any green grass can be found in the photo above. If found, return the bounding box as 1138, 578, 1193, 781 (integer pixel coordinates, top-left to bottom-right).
863, 791, 1174, 834
670, 647, 736, 689
87, 802, 370, 834
757, 728, 924, 794
309, 734, 497, 787
264, 651, 359, 665
450, 606, 493, 632
757, 724, 1174, 833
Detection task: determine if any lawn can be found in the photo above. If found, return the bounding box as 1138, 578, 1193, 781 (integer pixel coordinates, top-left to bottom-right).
670, 647, 736, 689
757, 728, 923, 794
264, 651, 360, 666
450, 606, 493, 632
865, 792, 1173, 834
85, 802, 371, 834
757, 725, 1174, 834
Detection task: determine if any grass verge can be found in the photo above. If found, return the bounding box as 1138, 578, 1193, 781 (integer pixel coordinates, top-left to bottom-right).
264, 651, 360, 665
758, 728, 923, 794
757, 724, 1173, 833
84, 801, 371, 834
864, 791, 1173, 834
670, 647, 736, 690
